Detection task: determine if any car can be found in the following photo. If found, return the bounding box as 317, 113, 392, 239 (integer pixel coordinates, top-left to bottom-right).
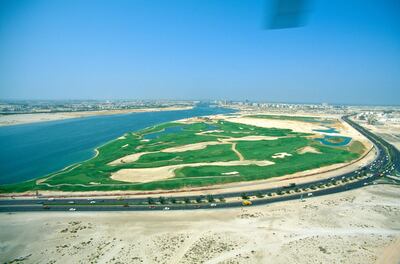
242, 200, 252, 206
90, 201, 96, 204
210, 203, 217, 207
48, 198, 55, 201
43, 205, 50, 209
69, 208, 76, 211
163, 207, 170, 210
307, 193, 313, 197
68, 201, 75, 204
148, 205, 156, 209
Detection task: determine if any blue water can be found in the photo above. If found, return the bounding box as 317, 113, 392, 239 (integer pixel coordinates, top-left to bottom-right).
313, 127, 339, 134
0, 105, 234, 184
315, 135, 352, 146
144, 125, 184, 140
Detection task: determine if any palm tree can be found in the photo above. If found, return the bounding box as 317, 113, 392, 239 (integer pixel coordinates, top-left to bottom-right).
241, 193, 249, 200
256, 192, 264, 198
147, 197, 155, 204
159, 196, 166, 204
206, 195, 215, 203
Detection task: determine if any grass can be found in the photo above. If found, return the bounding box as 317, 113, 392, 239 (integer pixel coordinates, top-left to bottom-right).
0, 119, 363, 193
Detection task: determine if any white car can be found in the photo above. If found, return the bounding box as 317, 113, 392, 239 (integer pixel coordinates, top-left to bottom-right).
210, 203, 217, 207
69, 208, 76, 211
90, 201, 96, 204
163, 207, 170, 210
68, 201, 75, 204
307, 193, 313, 197
48, 198, 55, 201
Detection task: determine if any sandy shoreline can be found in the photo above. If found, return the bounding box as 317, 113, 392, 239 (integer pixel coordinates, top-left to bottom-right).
0, 106, 194, 127
1, 184, 399, 263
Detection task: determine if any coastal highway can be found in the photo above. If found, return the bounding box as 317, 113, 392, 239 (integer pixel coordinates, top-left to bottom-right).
1, 115, 398, 212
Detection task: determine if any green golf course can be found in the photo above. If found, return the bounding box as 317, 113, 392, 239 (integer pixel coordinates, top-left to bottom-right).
0, 116, 365, 193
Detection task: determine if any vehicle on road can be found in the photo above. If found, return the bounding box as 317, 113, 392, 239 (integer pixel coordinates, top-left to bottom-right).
69, 208, 76, 211
242, 200, 252, 206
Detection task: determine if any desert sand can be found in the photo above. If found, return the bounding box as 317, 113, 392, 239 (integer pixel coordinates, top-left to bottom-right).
356, 120, 400, 151
0, 106, 193, 127
1, 184, 399, 264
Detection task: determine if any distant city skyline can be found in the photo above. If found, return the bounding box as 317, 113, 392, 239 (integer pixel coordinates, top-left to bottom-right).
1, 0, 400, 105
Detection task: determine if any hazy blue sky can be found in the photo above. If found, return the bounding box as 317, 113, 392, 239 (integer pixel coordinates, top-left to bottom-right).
0, 0, 399, 105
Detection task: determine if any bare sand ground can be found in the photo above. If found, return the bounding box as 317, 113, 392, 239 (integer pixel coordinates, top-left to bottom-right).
1, 184, 399, 264
0, 106, 193, 127
225, 115, 373, 149
355, 120, 400, 151
224, 116, 327, 134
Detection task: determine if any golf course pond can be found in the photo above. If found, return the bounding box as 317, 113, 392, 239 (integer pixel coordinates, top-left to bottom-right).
315, 135, 352, 146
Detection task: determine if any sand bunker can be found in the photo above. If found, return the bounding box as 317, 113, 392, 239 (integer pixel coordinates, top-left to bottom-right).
297, 146, 322, 154
161, 141, 221, 153
226, 136, 279, 141
111, 160, 274, 183
108, 152, 152, 166
226, 117, 327, 134
222, 171, 239, 175
196, 130, 224, 135
272, 152, 292, 159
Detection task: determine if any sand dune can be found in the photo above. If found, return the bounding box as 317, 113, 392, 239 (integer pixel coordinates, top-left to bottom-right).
1, 185, 399, 264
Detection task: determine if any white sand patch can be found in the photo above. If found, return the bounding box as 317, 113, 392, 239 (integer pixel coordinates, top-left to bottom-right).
121, 144, 129, 148
140, 139, 150, 142
297, 146, 322, 154
226, 135, 279, 141
111, 160, 274, 183
196, 130, 224, 135
222, 171, 239, 175
272, 152, 292, 159
117, 136, 126, 140
161, 141, 221, 153
108, 152, 152, 166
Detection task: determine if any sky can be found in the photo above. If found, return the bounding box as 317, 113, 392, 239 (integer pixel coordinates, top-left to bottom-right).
0, 0, 399, 105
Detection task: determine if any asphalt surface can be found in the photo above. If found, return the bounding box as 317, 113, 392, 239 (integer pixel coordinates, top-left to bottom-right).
1, 115, 398, 212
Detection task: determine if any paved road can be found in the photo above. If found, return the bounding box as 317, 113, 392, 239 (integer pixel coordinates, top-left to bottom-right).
1, 115, 398, 212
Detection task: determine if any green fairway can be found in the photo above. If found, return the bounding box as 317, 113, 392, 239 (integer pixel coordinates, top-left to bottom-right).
0, 117, 365, 193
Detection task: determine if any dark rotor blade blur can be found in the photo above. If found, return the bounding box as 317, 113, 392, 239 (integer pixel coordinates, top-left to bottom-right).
267, 0, 311, 29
